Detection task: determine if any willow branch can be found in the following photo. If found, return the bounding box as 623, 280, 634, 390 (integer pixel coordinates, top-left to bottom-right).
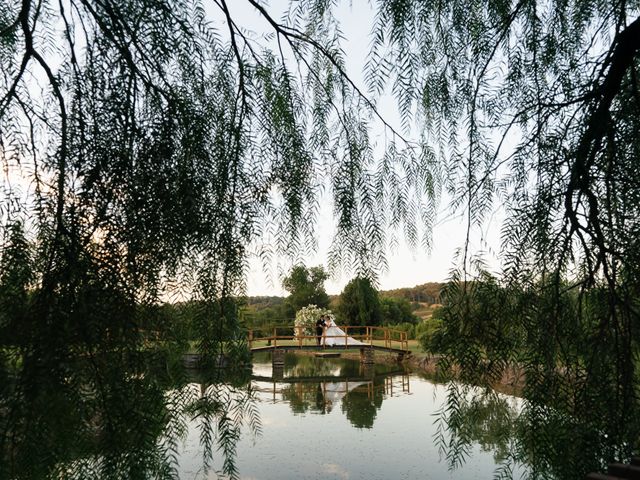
245, 0, 414, 147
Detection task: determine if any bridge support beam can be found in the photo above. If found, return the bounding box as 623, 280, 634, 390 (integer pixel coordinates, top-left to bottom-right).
360, 348, 374, 365
272, 349, 285, 379
272, 348, 285, 368
272, 365, 284, 381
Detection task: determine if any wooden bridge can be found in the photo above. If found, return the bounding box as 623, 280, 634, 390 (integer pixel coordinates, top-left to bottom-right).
248, 325, 411, 365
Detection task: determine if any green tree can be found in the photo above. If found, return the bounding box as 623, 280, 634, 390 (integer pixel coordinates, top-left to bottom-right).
365, 2, 640, 476
282, 265, 330, 317
337, 277, 382, 326
2, 0, 640, 478
379, 296, 418, 325
0, 221, 33, 347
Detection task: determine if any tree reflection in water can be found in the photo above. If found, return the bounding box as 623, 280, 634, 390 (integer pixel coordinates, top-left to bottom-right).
265, 353, 409, 428
0, 350, 260, 480
435, 382, 636, 480
6, 344, 634, 480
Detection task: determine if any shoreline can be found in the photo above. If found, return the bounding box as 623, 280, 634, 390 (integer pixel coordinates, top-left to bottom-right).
335, 349, 525, 397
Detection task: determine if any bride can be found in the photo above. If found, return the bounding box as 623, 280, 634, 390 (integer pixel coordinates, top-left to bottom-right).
323, 316, 365, 346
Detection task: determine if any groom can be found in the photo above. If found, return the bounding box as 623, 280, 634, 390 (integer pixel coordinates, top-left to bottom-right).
315, 315, 326, 346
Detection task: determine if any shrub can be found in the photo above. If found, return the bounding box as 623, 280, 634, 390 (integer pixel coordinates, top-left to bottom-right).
294, 305, 334, 338
387, 322, 416, 339
416, 318, 443, 352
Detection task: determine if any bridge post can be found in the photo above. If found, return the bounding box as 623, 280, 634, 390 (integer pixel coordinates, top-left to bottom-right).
360, 362, 375, 379
360, 347, 374, 365
272, 365, 284, 381
272, 348, 285, 379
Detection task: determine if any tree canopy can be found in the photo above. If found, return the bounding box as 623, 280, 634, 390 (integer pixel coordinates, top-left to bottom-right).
336, 276, 382, 326
282, 264, 330, 316
2, 0, 640, 478
379, 296, 419, 325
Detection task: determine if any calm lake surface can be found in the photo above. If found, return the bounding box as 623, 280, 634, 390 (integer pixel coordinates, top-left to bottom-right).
177, 353, 528, 479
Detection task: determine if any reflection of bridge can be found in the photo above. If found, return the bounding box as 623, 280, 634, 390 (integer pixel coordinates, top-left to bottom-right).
248, 325, 411, 366
251, 373, 411, 402
251, 367, 406, 383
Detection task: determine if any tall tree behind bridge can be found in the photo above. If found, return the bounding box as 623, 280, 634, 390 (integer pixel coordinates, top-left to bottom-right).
282, 265, 330, 318
337, 276, 382, 326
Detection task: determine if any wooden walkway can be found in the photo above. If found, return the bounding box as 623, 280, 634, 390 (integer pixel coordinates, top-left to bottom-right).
250, 343, 410, 355
248, 325, 411, 357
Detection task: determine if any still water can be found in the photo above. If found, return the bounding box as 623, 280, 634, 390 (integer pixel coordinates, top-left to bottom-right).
5, 349, 621, 479
177, 353, 527, 479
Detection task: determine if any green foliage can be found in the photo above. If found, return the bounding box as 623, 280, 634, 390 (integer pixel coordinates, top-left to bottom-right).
0, 346, 260, 480
434, 273, 526, 381
379, 296, 419, 325
434, 270, 640, 478
2, 0, 640, 477
241, 304, 287, 330
0, 221, 33, 347
282, 265, 330, 318
416, 318, 443, 351
336, 276, 382, 326
368, 11, 640, 471
387, 321, 415, 340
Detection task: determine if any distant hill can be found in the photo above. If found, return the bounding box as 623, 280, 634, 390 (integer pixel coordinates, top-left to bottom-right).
242, 296, 284, 308
239, 282, 445, 325
243, 282, 445, 306
379, 282, 444, 304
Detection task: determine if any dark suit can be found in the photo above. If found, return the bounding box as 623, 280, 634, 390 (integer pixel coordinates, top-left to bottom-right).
315, 318, 325, 345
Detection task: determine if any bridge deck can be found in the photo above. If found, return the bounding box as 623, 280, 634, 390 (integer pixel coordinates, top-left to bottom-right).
250, 344, 410, 355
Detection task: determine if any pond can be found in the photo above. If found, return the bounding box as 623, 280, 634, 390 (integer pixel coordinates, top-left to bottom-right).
1, 349, 626, 479
177, 352, 528, 479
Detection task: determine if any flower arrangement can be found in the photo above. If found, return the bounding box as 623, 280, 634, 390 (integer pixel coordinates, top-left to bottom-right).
294, 304, 335, 338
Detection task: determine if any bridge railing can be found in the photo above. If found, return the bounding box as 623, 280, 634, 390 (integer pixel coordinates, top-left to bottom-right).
248, 325, 408, 352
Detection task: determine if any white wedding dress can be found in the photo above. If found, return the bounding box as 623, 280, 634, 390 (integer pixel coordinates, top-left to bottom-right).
324, 319, 365, 346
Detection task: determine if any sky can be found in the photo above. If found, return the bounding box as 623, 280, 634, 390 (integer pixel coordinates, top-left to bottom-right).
224, 1, 504, 296
1, 0, 504, 298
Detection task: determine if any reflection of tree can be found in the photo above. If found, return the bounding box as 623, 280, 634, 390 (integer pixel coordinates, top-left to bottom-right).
283, 354, 342, 378
340, 387, 383, 429
258, 355, 409, 426
279, 381, 375, 418
185, 381, 262, 479
280, 383, 323, 414
0, 351, 259, 480
436, 383, 635, 480
277, 373, 406, 427
435, 384, 519, 469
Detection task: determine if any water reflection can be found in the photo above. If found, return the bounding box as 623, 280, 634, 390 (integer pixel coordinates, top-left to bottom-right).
0, 349, 258, 480
251, 352, 410, 428
434, 381, 637, 480
2, 348, 634, 479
